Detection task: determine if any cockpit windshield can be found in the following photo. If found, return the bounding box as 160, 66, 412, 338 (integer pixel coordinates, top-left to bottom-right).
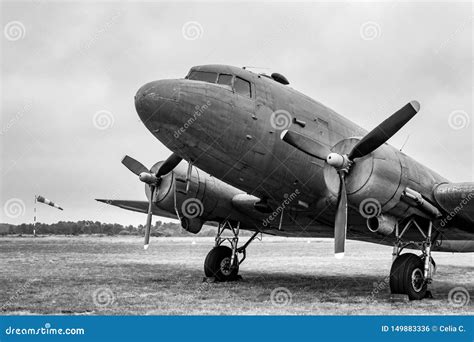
217, 74, 233, 86
187, 70, 217, 83
186, 68, 252, 98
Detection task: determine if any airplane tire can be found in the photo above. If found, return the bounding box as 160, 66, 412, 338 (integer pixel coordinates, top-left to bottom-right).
204, 246, 239, 281
390, 253, 427, 300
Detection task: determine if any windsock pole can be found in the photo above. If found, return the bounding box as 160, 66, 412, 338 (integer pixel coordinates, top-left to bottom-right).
33, 195, 37, 237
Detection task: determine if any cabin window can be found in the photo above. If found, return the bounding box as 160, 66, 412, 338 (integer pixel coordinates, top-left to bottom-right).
187, 71, 218, 83
234, 77, 252, 98
217, 74, 233, 87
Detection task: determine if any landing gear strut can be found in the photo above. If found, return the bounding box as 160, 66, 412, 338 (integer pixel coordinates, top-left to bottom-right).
390, 218, 436, 300
204, 220, 259, 281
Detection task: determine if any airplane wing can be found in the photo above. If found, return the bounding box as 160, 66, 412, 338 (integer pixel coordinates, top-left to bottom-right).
433, 182, 474, 224
95, 199, 179, 220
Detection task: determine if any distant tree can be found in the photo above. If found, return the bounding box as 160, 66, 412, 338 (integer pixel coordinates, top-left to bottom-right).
0, 220, 221, 237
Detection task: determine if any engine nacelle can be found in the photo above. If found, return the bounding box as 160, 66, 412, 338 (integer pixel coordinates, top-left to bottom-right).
367, 214, 397, 236
145, 161, 250, 234
324, 138, 403, 212
180, 217, 204, 234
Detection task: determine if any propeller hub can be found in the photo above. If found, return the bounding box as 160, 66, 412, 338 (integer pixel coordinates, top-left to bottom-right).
326, 153, 345, 168
139, 172, 158, 184
323, 138, 372, 196
122, 154, 182, 250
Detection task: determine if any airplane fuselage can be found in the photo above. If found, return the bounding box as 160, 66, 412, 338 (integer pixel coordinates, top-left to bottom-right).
102, 64, 473, 299
134, 65, 471, 245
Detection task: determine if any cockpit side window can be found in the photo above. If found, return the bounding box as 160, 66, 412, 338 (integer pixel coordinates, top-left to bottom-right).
234, 76, 252, 98
217, 74, 233, 87
187, 70, 218, 83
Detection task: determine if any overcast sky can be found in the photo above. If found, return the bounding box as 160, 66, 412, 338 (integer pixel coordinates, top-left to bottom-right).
1, 1, 472, 226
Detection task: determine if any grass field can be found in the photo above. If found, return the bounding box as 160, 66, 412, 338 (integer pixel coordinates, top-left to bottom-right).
0, 235, 472, 315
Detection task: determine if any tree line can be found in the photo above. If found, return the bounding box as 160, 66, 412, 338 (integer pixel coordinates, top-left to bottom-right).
0, 220, 217, 237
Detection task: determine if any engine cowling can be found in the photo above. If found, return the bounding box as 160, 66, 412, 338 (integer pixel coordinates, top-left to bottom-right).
145, 161, 250, 234
323, 138, 403, 214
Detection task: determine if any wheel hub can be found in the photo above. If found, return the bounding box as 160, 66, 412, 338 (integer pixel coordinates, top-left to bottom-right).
411, 268, 424, 292
220, 257, 233, 276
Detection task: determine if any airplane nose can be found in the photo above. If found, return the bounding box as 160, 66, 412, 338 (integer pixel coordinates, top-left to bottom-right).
135, 80, 180, 124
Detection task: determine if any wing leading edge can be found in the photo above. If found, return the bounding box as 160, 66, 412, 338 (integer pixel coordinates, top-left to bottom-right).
95, 199, 178, 220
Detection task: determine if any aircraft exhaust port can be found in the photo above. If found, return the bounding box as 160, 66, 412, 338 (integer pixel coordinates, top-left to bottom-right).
367, 214, 397, 236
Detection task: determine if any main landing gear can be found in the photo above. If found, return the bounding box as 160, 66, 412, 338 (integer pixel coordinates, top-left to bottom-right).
390, 218, 437, 300
204, 220, 259, 281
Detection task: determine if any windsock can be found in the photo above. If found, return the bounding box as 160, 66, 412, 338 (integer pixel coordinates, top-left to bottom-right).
36, 195, 63, 210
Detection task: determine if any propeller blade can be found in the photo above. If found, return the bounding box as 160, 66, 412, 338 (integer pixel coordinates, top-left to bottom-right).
334, 172, 348, 258
348, 101, 420, 160
281, 130, 331, 160
156, 153, 182, 177
143, 186, 155, 250
122, 155, 149, 176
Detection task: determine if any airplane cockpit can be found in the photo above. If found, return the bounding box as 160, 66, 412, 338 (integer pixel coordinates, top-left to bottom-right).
184, 65, 290, 101
185, 67, 253, 98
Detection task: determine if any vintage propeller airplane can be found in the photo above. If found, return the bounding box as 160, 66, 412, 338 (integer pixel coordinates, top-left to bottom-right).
97, 65, 473, 300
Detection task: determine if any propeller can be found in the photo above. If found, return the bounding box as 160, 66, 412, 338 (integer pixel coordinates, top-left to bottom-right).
121, 153, 182, 250
281, 101, 420, 257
